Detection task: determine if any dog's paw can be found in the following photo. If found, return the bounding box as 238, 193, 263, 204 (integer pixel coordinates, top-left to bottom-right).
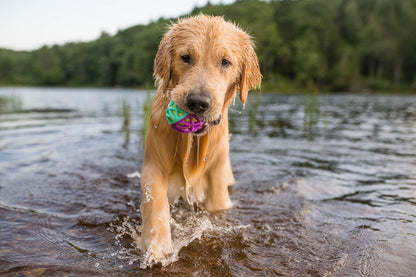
141, 240, 173, 268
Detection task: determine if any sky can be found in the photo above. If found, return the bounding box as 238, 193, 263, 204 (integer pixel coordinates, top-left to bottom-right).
0, 0, 234, 51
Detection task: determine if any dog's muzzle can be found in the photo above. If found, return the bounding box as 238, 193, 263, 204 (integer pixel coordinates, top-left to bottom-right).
194, 114, 222, 135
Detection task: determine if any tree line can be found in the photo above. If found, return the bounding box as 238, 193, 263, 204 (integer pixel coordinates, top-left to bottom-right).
0, 0, 415, 92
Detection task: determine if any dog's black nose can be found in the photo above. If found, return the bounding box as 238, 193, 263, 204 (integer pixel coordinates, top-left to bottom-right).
186, 92, 212, 114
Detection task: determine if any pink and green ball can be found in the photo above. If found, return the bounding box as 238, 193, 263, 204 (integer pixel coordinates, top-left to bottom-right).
166, 101, 204, 133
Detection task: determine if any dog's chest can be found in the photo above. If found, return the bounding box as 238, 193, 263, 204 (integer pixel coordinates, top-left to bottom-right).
167, 168, 207, 205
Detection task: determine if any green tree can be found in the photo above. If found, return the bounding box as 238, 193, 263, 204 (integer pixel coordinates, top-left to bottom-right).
0, 0, 415, 92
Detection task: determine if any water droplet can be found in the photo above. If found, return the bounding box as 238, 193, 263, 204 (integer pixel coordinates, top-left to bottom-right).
203, 156, 208, 161
154, 125, 158, 129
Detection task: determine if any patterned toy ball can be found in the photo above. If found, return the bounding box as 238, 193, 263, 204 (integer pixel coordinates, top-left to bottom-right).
166, 101, 204, 133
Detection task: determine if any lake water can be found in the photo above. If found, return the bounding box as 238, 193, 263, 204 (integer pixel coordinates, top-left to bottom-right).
0, 87, 415, 276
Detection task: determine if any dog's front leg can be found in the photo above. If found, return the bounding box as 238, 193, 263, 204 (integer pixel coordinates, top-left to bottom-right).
140, 166, 172, 260
204, 155, 233, 212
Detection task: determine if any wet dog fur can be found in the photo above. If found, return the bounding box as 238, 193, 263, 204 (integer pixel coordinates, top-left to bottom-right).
140, 15, 261, 261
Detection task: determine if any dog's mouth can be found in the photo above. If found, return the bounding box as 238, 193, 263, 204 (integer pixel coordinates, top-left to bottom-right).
194, 114, 222, 135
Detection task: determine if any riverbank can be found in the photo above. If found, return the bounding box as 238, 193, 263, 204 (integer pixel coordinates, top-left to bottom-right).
1, 83, 415, 94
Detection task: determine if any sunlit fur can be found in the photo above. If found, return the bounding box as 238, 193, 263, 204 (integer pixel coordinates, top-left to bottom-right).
140, 15, 261, 262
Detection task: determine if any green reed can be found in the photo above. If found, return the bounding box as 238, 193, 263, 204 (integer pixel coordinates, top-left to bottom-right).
303, 92, 320, 140
0, 94, 23, 113
249, 91, 263, 133
120, 91, 154, 148
121, 98, 131, 145
142, 90, 154, 148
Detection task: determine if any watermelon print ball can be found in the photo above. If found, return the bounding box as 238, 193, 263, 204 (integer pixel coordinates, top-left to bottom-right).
166, 101, 204, 133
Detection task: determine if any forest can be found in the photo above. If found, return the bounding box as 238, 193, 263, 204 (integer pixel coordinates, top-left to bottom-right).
0, 0, 415, 93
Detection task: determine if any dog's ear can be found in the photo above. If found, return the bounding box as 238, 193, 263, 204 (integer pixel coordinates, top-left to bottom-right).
154, 29, 173, 89
238, 42, 262, 106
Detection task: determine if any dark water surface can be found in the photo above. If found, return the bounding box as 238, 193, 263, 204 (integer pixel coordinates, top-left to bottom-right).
1, 87, 415, 276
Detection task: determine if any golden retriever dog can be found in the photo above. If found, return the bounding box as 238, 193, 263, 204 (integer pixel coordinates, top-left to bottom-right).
140, 15, 261, 261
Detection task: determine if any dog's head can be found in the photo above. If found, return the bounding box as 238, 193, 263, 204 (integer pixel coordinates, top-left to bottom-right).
154, 15, 261, 134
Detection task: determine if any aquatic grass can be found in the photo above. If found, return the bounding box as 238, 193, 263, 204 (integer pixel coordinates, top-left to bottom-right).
142, 90, 154, 148
119, 91, 155, 148
121, 98, 131, 146
0, 94, 23, 113
249, 90, 263, 134
303, 92, 320, 140
303, 91, 330, 140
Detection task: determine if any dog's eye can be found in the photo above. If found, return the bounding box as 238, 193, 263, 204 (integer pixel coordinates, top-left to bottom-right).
181, 55, 191, 64
221, 59, 231, 68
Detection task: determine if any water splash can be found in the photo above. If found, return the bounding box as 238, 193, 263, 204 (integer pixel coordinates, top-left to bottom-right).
126, 171, 141, 179
107, 216, 141, 267
108, 205, 252, 269
142, 183, 153, 205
